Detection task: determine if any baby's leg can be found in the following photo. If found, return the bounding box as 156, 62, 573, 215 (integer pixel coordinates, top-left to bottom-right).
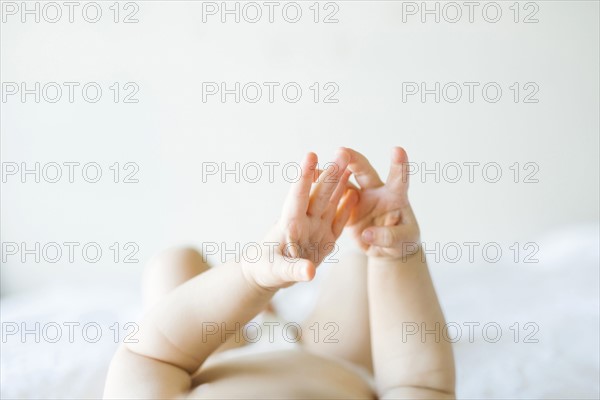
142, 247, 209, 310
141, 247, 246, 352
301, 252, 372, 373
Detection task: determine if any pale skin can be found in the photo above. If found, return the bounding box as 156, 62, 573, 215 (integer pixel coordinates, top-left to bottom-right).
104, 147, 455, 399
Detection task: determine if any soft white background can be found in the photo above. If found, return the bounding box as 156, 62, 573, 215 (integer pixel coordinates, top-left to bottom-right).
1, 1, 599, 398
2, 1, 598, 291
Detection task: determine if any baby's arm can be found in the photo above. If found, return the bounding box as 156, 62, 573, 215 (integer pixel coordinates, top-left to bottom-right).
368, 250, 454, 399
345, 147, 455, 399
104, 150, 356, 399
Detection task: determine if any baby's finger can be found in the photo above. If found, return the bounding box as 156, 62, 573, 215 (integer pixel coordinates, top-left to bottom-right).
283, 152, 318, 218
273, 254, 315, 283
315, 168, 355, 189
386, 147, 410, 195
307, 149, 350, 217
343, 147, 384, 190
313, 169, 324, 182
322, 169, 352, 221
345, 179, 359, 191
332, 189, 359, 237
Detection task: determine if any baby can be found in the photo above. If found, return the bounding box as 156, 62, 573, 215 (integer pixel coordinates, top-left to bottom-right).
104, 147, 455, 399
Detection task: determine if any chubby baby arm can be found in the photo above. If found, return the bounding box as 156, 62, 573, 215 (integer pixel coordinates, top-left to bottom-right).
344, 147, 455, 399
103, 150, 356, 399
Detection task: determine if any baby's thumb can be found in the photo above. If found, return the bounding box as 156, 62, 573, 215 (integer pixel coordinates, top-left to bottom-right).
273, 254, 315, 283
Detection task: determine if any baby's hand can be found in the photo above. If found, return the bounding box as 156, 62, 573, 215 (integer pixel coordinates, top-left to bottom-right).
344, 147, 420, 259
242, 150, 357, 290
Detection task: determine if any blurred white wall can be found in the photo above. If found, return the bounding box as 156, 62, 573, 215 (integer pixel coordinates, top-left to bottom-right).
1, 1, 598, 294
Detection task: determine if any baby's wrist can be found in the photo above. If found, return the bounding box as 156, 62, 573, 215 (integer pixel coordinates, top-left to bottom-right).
368, 242, 424, 265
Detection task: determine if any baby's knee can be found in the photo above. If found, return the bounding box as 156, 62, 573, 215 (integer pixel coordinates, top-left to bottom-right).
145, 247, 210, 282
156, 247, 207, 268
142, 247, 210, 308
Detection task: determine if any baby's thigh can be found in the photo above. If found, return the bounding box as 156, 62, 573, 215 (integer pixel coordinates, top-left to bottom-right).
142, 247, 210, 308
